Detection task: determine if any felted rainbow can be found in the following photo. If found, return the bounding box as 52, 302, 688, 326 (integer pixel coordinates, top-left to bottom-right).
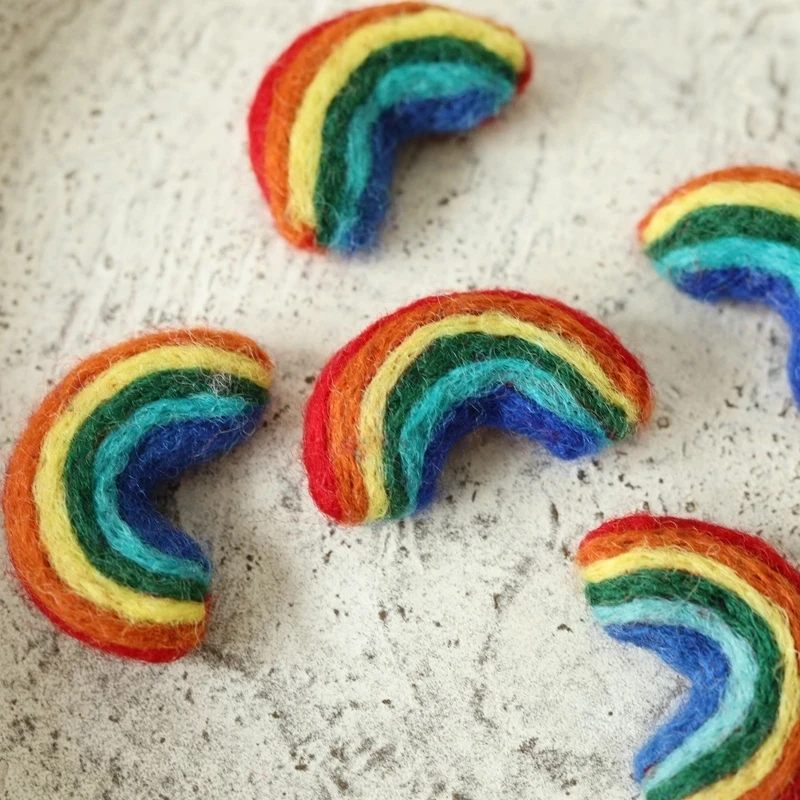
2, 330, 273, 662
248, 2, 532, 254
639, 166, 800, 402
303, 290, 652, 524
577, 514, 800, 800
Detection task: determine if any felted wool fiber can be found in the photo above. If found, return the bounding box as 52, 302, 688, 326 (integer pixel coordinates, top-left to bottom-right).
577, 514, 800, 800
639, 166, 800, 404
247, 2, 532, 254
302, 289, 653, 525
2, 329, 273, 662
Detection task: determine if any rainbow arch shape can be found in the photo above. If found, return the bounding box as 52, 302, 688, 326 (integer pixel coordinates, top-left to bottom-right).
303, 289, 653, 525
248, 2, 532, 255
640, 165, 800, 403
577, 514, 800, 800
2, 329, 274, 662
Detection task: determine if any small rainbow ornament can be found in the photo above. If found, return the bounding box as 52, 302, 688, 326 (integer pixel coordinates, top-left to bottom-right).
2, 329, 273, 662
639, 166, 800, 402
248, 2, 532, 254
303, 290, 652, 524
577, 514, 800, 800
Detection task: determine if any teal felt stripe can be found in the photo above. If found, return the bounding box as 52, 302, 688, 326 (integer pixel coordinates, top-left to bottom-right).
398, 358, 609, 514
93, 394, 250, 582
654, 237, 800, 293
330, 61, 513, 249
594, 599, 759, 793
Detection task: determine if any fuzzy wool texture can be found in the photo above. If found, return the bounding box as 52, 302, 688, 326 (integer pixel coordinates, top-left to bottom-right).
247, 2, 532, 254
2, 330, 274, 662
640, 166, 800, 404
4, 1, 800, 798
577, 514, 800, 800
303, 290, 653, 524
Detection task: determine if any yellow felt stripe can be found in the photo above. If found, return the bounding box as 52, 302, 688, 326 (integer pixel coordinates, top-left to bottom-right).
358, 311, 637, 521
286, 7, 527, 228
33, 345, 272, 625
581, 549, 799, 800
641, 181, 800, 245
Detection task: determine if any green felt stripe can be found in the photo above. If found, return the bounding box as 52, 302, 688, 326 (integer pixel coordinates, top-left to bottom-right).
382, 332, 631, 517
646, 204, 800, 261
587, 570, 781, 800
315, 36, 516, 245
65, 369, 268, 602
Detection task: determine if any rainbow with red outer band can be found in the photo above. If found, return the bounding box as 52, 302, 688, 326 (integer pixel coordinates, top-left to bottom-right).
2, 329, 273, 662
303, 290, 652, 524
640, 166, 800, 403
248, 2, 532, 254
577, 514, 800, 800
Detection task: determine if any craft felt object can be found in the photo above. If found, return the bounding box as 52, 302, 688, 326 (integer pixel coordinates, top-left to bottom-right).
2, 329, 273, 663
303, 289, 652, 525
639, 166, 800, 403
248, 2, 532, 254
577, 514, 800, 800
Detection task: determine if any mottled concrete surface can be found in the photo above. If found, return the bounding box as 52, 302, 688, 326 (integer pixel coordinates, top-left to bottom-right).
1, 0, 800, 797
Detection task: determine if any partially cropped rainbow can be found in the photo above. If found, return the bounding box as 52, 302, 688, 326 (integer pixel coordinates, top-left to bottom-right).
640, 166, 800, 402
248, 2, 532, 254
577, 514, 800, 800
303, 290, 652, 524
2, 330, 273, 662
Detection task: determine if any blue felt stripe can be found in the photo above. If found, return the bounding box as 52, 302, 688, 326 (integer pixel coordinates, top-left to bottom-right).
116, 405, 263, 567
399, 359, 610, 514
334, 87, 509, 253
654, 237, 800, 294
674, 265, 800, 404
605, 623, 729, 781
416, 385, 604, 510
94, 395, 256, 580
594, 598, 758, 793
331, 61, 513, 249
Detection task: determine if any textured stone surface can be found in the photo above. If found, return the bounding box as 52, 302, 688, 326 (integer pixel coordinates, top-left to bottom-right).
1, 0, 800, 797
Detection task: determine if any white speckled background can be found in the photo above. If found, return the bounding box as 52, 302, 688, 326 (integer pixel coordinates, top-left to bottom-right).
1, 0, 800, 797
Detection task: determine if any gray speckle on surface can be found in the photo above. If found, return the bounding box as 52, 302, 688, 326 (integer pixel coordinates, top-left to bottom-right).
1, 0, 800, 798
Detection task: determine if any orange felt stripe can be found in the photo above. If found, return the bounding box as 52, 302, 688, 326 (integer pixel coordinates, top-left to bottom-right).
328, 292, 653, 523
261, 2, 430, 244
578, 525, 800, 800
2, 329, 272, 656
248, 10, 350, 251
637, 166, 800, 241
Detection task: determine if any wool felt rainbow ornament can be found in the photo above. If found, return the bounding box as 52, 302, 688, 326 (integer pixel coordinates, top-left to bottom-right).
577, 513, 800, 800
2, 329, 273, 663
303, 290, 652, 524
640, 166, 800, 402
248, 2, 532, 254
